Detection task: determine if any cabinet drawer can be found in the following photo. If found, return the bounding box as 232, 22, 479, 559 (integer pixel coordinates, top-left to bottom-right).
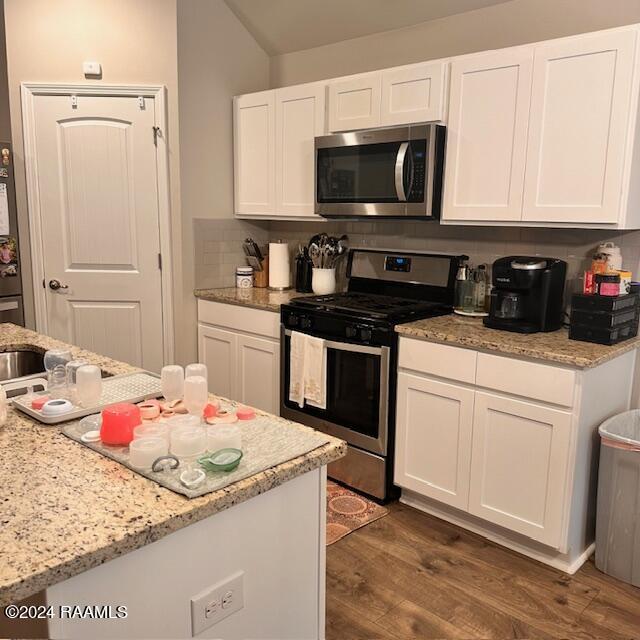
398, 337, 477, 384
197, 300, 280, 339
476, 352, 576, 407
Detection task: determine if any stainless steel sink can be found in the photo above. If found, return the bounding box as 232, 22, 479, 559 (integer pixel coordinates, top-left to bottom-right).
0, 350, 45, 383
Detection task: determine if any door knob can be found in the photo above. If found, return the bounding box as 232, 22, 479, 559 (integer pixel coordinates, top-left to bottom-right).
48, 279, 69, 291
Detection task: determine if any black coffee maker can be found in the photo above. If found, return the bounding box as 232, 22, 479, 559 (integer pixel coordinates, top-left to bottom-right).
484, 256, 567, 333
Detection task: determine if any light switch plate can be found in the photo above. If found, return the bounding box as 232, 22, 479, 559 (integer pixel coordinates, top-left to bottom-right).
190, 571, 244, 636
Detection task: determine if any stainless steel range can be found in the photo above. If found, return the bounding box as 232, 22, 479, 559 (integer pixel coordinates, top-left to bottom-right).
280, 249, 464, 501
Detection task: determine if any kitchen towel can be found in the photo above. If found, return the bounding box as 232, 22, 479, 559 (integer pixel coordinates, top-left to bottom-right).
289, 330, 306, 408
288, 331, 327, 409
303, 334, 327, 409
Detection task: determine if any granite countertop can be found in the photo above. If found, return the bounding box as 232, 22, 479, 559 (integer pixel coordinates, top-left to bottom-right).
396, 315, 640, 369
195, 287, 312, 312
0, 324, 345, 607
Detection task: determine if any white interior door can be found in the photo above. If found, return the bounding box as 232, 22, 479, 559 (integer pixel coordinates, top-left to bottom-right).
30, 93, 164, 371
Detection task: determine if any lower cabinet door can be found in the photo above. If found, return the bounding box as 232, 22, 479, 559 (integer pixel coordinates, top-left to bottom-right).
197, 323, 238, 399
468, 391, 572, 548
395, 372, 474, 510
236, 334, 280, 414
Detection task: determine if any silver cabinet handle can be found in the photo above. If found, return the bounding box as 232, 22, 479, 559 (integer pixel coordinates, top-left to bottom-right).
394, 142, 409, 202
48, 279, 69, 291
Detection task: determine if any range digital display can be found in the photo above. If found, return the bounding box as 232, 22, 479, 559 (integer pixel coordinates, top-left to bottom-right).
384, 256, 412, 273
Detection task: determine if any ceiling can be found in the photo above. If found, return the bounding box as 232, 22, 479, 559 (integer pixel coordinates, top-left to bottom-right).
223, 0, 513, 56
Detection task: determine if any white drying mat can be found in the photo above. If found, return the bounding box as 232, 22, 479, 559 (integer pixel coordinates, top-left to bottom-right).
62, 414, 332, 498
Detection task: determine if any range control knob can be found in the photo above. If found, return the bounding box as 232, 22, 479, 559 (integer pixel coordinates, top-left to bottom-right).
345, 325, 358, 338
286, 314, 299, 327
360, 327, 373, 342
300, 316, 313, 330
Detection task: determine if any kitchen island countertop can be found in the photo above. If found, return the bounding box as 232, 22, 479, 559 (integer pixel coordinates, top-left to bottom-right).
0, 323, 345, 607
396, 314, 640, 369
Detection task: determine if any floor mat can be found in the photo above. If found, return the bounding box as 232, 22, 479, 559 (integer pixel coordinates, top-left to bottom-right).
326, 480, 389, 545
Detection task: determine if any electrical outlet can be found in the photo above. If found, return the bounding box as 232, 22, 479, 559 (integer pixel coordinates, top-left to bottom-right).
191, 571, 244, 636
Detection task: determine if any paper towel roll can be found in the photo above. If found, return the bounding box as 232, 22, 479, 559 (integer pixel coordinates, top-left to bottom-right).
269, 241, 290, 289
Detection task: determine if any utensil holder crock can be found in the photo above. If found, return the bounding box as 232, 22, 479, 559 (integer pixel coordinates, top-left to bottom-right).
312, 268, 336, 295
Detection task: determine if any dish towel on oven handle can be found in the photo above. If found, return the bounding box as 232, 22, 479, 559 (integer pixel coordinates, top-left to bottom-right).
303, 334, 327, 409
289, 330, 306, 408
288, 331, 327, 410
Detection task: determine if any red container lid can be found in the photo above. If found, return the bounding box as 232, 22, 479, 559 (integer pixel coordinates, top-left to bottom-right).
100, 402, 141, 445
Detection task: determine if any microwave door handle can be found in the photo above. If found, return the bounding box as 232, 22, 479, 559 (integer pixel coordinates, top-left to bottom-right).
394, 142, 409, 202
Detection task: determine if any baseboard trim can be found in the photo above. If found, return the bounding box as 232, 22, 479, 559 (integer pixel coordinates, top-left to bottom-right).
400, 491, 594, 575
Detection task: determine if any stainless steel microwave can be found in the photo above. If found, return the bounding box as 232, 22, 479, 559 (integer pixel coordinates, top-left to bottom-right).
315, 124, 445, 218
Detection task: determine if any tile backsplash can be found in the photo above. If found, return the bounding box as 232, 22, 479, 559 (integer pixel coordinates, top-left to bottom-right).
195, 218, 640, 295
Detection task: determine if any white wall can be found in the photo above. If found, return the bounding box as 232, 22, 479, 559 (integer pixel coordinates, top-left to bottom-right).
270, 0, 640, 86
3, 0, 183, 357
177, 0, 269, 362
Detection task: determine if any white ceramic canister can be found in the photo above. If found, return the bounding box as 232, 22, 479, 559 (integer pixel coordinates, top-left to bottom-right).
312, 268, 337, 295
597, 242, 623, 271
236, 266, 254, 289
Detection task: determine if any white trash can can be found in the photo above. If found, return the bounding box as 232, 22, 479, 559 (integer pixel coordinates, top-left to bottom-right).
595, 410, 640, 586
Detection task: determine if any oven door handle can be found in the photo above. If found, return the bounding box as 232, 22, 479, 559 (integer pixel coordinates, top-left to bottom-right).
394, 142, 409, 202
283, 329, 385, 356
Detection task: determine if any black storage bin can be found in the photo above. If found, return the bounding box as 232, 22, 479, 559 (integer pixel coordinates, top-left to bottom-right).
569, 292, 639, 345
571, 292, 638, 313
571, 307, 637, 329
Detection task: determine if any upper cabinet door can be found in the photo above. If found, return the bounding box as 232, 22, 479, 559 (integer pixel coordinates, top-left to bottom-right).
327, 73, 382, 132
275, 83, 325, 217
442, 49, 533, 222
234, 90, 275, 215
381, 62, 447, 126
522, 30, 636, 224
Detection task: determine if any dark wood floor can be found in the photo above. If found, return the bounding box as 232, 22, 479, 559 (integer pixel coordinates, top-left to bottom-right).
326, 501, 640, 640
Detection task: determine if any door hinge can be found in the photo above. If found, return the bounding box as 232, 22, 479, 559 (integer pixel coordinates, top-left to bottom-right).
42, 278, 46, 288
153, 126, 162, 146
158, 253, 162, 270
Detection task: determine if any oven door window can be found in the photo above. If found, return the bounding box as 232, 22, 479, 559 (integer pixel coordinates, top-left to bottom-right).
284, 336, 384, 439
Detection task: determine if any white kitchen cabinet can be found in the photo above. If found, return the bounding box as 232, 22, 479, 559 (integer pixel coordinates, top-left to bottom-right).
468, 392, 572, 548
275, 82, 325, 217
395, 372, 474, 510
197, 300, 280, 415
236, 334, 280, 413
522, 30, 636, 224
198, 324, 237, 401
234, 85, 324, 220
442, 48, 533, 222
380, 61, 447, 126
327, 73, 382, 132
233, 90, 275, 215
396, 335, 636, 573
